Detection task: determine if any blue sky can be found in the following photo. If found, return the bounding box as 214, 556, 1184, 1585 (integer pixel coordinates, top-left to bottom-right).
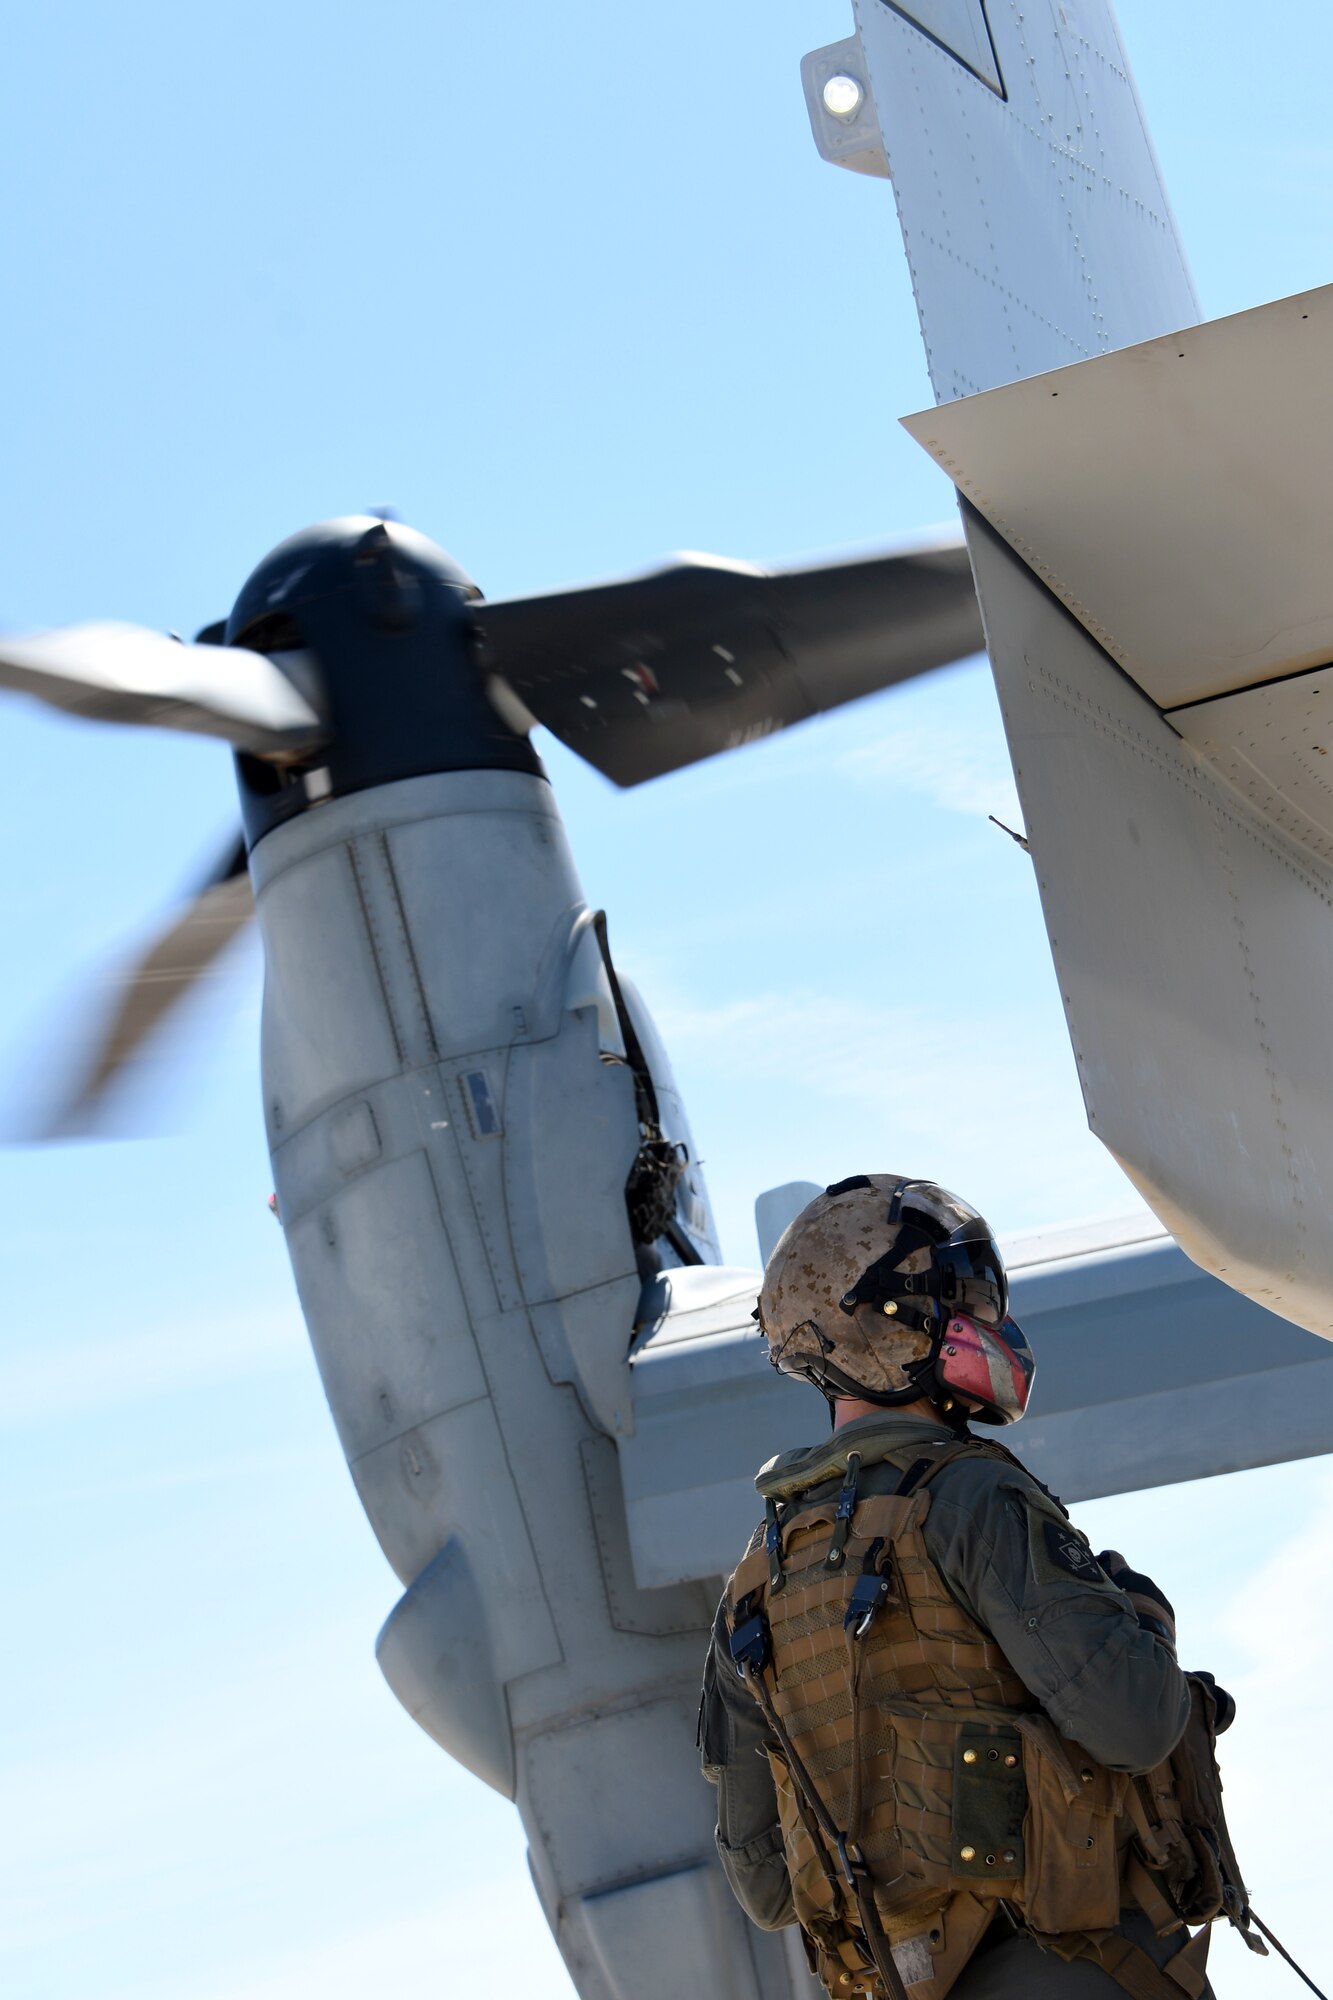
2, 3, 1331, 1995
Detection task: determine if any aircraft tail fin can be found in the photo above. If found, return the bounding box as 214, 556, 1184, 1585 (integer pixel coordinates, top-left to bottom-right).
805, 0, 1199, 400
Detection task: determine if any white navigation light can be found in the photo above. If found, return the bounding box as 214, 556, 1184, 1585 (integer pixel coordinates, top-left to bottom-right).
822, 73, 864, 120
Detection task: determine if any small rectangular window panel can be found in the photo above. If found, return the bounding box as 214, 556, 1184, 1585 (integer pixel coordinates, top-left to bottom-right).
878, 0, 1005, 98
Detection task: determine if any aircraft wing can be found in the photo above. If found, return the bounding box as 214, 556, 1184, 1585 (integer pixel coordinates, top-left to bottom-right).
621, 1219, 1333, 1588
903, 286, 1333, 1340
478, 538, 982, 787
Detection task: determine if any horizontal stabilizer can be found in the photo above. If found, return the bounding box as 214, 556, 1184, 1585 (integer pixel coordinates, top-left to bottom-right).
621, 1224, 1333, 1588
479, 538, 982, 787
0, 621, 326, 756
903, 283, 1333, 719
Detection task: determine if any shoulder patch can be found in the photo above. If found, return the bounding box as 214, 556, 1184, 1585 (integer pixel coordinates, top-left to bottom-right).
1042, 1517, 1104, 1582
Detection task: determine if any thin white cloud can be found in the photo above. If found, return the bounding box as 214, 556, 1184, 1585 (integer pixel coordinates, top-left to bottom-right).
652, 983, 1134, 1247
1070, 1459, 1333, 2000
841, 714, 1024, 827
0, 1304, 308, 1426
1206, 1469, 1333, 1939
2, 1590, 562, 1992
656, 987, 1073, 1140
181, 1886, 572, 2000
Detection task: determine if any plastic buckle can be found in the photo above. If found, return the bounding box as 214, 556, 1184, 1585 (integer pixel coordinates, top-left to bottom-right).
826, 1451, 862, 1570
729, 1610, 771, 1680
835, 1833, 867, 1889
845, 1570, 893, 1638
764, 1498, 785, 1593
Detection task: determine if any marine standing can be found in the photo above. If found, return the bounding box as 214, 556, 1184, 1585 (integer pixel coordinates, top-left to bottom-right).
700, 1176, 1251, 2000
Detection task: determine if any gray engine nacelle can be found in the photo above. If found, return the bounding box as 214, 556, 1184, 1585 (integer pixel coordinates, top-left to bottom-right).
251, 766, 810, 1999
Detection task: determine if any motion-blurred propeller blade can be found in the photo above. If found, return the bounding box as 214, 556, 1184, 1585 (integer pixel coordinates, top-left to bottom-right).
32, 837, 255, 1140
0, 622, 326, 757
477, 534, 982, 786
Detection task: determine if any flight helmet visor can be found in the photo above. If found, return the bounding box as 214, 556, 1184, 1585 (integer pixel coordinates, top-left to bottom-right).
934, 1226, 1008, 1327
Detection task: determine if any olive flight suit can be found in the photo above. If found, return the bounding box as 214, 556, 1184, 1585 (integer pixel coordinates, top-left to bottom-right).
700, 1410, 1205, 2000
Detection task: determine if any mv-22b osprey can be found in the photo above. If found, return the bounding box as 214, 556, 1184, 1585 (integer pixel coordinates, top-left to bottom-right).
14, 3, 1333, 1997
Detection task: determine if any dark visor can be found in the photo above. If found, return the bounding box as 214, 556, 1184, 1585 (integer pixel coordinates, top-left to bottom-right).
935, 1229, 1008, 1325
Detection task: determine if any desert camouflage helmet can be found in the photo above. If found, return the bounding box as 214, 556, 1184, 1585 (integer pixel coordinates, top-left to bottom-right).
758, 1174, 1034, 1423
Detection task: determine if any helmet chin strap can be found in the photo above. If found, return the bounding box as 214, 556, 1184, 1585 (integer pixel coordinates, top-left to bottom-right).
811, 1349, 966, 1424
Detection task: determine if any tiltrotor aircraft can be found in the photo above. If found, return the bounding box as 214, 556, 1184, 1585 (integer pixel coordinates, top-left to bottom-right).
10, 5, 1333, 1999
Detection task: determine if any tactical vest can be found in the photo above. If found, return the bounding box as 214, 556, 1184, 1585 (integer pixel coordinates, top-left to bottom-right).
723, 1434, 1249, 2000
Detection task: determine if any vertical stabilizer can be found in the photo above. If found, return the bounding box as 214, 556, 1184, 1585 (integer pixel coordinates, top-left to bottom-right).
827, 0, 1199, 397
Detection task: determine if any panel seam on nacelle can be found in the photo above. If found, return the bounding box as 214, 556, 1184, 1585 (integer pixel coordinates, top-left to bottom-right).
378, 830, 440, 1062
345, 841, 405, 1067
251, 797, 560, 895
347, 1390, 492, 1467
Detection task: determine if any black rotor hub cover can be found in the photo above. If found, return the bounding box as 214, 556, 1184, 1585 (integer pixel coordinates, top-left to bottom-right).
225, 516, 543, 848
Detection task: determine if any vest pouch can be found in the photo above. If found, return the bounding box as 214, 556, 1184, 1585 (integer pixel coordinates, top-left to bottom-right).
949, 1722, 1026, 1889
1016, 1715, 1125, 1935
1131, 1676, 1242, 1925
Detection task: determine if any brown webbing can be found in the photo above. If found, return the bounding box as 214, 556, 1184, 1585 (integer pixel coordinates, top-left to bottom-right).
1065, 1925, 1211, 2000
732, 1434, 1257, 2000
741, 1654, 911, 2000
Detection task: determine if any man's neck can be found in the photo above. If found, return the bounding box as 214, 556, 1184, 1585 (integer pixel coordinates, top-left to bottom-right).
832, 1394, 945, 1431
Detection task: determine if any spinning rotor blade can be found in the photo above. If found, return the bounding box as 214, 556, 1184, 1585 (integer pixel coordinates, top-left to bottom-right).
33, 837, 255, 1140
478, 534, 982, 786
0, 622, 325, 756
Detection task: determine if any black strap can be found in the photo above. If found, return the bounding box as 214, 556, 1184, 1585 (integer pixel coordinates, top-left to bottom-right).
1244, 1908, 1327, 2000
764, 1497, 785, 1593
825, 1452, 863, 1570
592, 909, 703, 1268
844, 1538, 893, 1636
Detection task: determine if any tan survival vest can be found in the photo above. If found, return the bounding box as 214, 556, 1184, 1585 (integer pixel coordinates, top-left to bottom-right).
723, 1434, 1253, 2000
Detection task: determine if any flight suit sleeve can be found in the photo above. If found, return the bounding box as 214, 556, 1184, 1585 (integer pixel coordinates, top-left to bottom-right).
699, 1594, 795, 1930
924, 1461, 1190, 1773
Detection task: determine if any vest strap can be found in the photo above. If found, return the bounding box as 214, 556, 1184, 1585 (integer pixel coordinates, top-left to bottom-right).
736, 1627, 911, 2000
1061, 1925, 1212, 2000
764, 1497, 785, 1593
825, 1452, 863, 1570
1124, 1853, 1184, 1938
